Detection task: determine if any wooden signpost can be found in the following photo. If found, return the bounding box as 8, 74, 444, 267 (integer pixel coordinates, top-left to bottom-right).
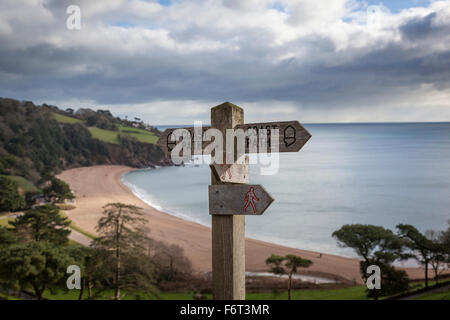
156, 102, 311, 300
210, 155, 249, 184
209, 184, 274, 215
157, 122, 311, 155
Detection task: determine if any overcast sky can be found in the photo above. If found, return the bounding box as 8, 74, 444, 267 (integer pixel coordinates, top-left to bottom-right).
0, 0, 449, 124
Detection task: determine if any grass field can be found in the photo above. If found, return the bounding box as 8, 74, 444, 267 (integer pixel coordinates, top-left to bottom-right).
416, 289, 450, 300
88, 126, 158, 145
34, 286, 369, 300
118, 124, 159, 144
53, 111, 158, 144
36, 279, 450, 300
88, 127, 120, 144
52, 113, 83, 124
0, 175, 40, 193
0, 217, 13, 227
247, 285, 369, 300
3, 281, 449, 300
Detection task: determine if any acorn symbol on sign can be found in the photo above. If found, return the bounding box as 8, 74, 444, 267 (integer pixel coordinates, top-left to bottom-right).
283, 125, 296, 147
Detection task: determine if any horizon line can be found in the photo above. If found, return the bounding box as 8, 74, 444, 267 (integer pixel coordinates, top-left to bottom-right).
155, 121, 450, 126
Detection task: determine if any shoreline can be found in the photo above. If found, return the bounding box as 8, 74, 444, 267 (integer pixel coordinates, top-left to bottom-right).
57, 165, 425, 284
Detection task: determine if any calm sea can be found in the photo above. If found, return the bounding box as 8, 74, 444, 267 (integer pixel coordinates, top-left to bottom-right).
122, 123, 450, 258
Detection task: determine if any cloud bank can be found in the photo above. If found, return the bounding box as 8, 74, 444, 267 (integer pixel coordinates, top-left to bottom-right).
0, 0, 449, 124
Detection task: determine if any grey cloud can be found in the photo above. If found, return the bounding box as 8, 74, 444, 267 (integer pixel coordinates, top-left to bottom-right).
0, 0, 449, 122
400, 12, 437, 40
400, 11, 450, 41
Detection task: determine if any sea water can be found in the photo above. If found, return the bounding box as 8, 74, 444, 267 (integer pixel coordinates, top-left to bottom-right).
122, 123, 450, 258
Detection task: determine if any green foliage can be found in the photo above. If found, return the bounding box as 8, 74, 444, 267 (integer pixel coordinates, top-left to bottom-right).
416, 289, 450, 300
360, 261, 410, 299
0, 226, 16, 246
88, 125, 159, 145
0, 155, 16, 173
43, 177, 74, 203
441, 220, 450, 259
333, 224, 411, 300
0, 202, 76, 299
149, 240, 192, 283
0, 98, 165, 184
86, 115, 118, 131
118, 124, 158, 144
285, 254, 313, 272
91, 203, 158, 300
266, 253, 313, 300
10, 205, 71, 244
0, 217, 13, 228
332, 224, 405, 265
265, 254, 285, 275
89, 127, 120, 144
0, 176, 25, 212
0, 242, 76, 299
52, 113, 82, 124
0, 175, 40, 193
397, 224, 434, 287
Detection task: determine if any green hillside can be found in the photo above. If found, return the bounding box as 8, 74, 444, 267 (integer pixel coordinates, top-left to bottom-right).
52, 113, 158, 144
118, 124, 159, 144
52, 113, 82, 124
0, 98, 167, 185
88, 127, 120, 144
0, 175, 40, 193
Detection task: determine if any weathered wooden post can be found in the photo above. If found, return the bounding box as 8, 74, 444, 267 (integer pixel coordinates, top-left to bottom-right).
210, 102, 246, 300
156, 102, 311, 301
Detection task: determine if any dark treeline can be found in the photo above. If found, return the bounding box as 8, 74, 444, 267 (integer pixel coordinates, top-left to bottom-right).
0, 202, 192, 300
0, 98, 169, 185
333, 222, 450, 299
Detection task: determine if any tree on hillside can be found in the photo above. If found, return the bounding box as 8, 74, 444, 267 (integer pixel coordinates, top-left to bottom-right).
64, 245, 96, 300
43, 177, 74, 203
91, 203, 158, 300
396, 224, 434, 288
0, 205, 80, 300
266, 254, 312, 300
10, 205, 71, 244
149, 240, 193, 282
0, 242, 75, 299
333, 224, 409, 299
0, 176, 25, 212
362, 262, 409, 299
0, 155, 16, 173
442, 220, 450, 258
333, 225, 406, 266
0, 226, 16, 247
425, 230, 448, 283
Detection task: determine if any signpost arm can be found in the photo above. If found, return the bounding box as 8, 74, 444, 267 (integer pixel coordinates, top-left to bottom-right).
211, 102, 246, 300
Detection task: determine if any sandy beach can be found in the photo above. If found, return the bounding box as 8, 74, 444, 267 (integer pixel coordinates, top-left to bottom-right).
57, 165, 425, 284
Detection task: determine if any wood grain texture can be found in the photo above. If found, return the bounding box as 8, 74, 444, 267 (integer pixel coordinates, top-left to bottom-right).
211, 102, 246, 300
156, 126, 211, 156
156, 120, 311, 156
210, 155, 249, 184
235, 120, 311, 153
209, 184, 274, 215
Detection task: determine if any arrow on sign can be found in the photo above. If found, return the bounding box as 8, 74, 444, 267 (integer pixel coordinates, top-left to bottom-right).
156, 121, 311, 156
209, 184, 274, 215
235, 121, 311, 153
